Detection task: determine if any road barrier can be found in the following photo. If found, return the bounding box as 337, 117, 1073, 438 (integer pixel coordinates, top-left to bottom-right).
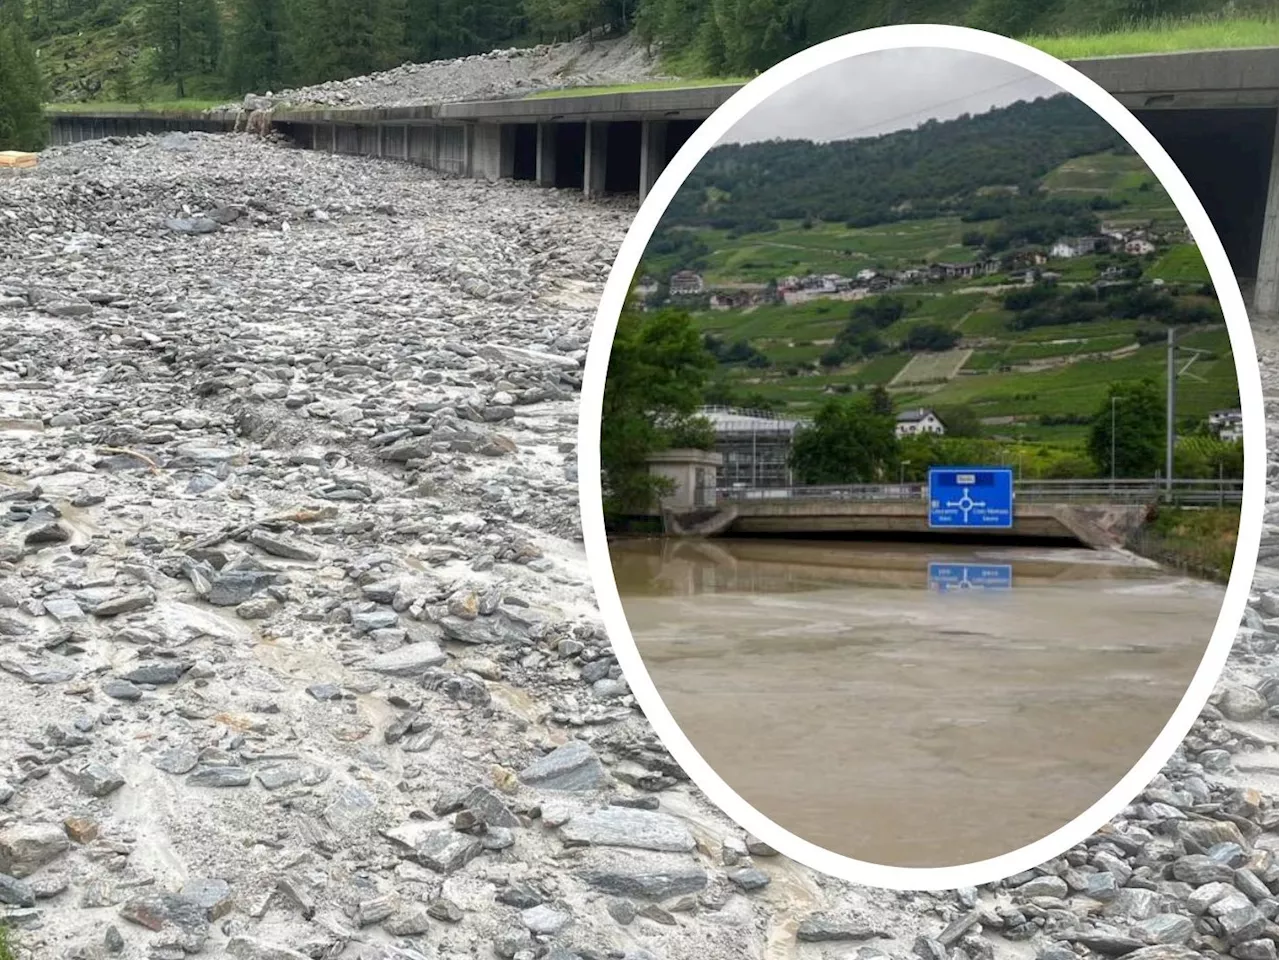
718, 478, 1243, 506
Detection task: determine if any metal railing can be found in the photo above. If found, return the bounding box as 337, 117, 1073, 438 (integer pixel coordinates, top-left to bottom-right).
717, 478, 1244, 506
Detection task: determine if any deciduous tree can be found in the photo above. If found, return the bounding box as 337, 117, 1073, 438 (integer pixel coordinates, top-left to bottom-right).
601, 308, 717, 514
790, 394, 898, 484
1087, 379, 1166, 478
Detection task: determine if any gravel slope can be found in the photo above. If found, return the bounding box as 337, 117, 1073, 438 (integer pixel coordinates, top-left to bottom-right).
228, 34, 670, 111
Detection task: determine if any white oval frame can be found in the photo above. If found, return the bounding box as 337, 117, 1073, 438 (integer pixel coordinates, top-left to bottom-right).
578, 23, 1266, 890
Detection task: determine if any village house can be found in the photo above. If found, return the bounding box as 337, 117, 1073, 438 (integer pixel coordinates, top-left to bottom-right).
1004, 250, 1047, 271
1125, 238, 1156, 255
1208, 409, 1244, 443
669, 270, 705, 297
856, 268, 878, 282
709, 291, 755, 311
1050, 236, 1104, 259
939, 262, 978, 280
895, 408, 947, 438
633, 276, 659, 297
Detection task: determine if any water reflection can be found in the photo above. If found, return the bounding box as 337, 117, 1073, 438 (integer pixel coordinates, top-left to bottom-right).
609, 536, 1223, 868
926, 562, 1013, 592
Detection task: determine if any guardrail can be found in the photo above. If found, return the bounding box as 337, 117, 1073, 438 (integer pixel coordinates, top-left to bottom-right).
717, 478, 1244, 506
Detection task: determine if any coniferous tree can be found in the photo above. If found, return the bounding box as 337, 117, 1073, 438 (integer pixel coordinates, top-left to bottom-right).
224, 0, 290, 94
291, 0, 405, 84
0, 11, 46, 151
141, 0, 222, 97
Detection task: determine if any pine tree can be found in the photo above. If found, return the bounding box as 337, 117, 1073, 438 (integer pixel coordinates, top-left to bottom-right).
290, 0, 405, 84
224, 0, 290, 94
141, 0, 222, 98
0, 16, 46, 151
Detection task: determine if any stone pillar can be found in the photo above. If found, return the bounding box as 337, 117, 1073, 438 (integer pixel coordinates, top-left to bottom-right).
584, 121, 608, 198
535, 123, 557, 186
1254, 126, 1278, 323
639, 119, 668, 204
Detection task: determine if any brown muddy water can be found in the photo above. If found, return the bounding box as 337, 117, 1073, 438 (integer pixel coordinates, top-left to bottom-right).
610, 537, 1226, 868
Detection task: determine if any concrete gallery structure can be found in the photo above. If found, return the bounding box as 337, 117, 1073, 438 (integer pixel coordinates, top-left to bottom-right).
47, 47, 1278, 321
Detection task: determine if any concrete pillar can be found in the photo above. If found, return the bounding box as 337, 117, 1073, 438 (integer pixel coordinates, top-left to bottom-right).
639, 119, 668, 204
377, 124, 385, 158
463, 125, 474, 178
1254, 127, 1278, 322
472, 124, 503, 180
330, 124, 337, 153
584, 121, 608, 198
536, 123, 557, 187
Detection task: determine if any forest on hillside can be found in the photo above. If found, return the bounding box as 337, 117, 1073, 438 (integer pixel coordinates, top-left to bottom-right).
656, 94, 1130, 234
0, 0, 1272, 151
8, 0, 1275, 109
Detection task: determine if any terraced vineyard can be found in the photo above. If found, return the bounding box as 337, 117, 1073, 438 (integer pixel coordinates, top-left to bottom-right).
665, 150, 1238, 445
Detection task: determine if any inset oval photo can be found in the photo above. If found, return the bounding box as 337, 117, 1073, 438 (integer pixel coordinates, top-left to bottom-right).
580, 27, 1264, 883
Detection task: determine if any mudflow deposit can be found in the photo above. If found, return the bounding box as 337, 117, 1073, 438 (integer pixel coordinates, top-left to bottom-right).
0, 129, 1276, 960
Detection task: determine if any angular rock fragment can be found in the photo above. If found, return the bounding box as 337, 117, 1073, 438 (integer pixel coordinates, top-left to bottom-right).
61, 760, 126, 797
364, 642, 446, 676
559, 806, 694, 852
519, 740, 608, 792
574, 849, 707, 900
0, 823, 70, 877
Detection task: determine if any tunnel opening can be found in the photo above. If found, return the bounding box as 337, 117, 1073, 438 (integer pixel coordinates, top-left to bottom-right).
554, 123, 586, 190
1136, 107, 1277, 281
605, 121, 642, 193
664, 119, 701, 163
512, 124, 537, 181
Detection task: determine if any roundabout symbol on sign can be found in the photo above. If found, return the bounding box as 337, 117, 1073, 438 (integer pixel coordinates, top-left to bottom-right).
946, 488, 986, 522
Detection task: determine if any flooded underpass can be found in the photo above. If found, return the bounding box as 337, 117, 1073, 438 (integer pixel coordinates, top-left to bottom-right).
610, 536, 1228, 868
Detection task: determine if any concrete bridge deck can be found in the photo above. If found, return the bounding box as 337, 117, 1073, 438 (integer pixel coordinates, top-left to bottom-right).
43, 46, 1279, 318
709, 499, 1149, 548
664, 478, 1243, 547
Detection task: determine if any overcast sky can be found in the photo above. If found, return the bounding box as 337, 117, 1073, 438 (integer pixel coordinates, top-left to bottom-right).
721, 48, 1064, 145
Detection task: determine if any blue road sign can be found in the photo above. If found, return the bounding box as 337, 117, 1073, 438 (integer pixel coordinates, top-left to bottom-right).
928, 562, 1014, 593
928, 466, 1014, 529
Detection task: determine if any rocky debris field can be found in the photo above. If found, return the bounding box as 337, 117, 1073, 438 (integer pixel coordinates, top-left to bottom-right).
227, 34, 669, 112
0, 132, 1277, 960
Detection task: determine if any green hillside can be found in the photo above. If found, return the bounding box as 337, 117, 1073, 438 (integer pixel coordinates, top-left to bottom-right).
641, 133, 1240, 451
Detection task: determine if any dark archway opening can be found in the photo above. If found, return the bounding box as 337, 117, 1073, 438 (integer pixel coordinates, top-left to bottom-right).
605, 121, 642, 193
1135, 107, 1277, 280
664, 119, 702, 163
512, 124, 537, 181
554, 123, 586, 190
